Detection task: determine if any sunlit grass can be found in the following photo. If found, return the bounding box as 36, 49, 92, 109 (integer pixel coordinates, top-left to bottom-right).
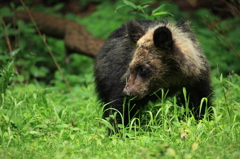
1, 66, 240, 158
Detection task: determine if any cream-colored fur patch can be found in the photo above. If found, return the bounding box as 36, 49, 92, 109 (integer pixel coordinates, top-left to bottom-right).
136, 22, 205, 77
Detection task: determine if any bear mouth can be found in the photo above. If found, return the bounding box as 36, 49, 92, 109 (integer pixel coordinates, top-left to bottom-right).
122, 88, 149, 101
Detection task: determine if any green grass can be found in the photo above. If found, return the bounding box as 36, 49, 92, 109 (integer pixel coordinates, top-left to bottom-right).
1, 1, 240, 158
1, 61, 240, 159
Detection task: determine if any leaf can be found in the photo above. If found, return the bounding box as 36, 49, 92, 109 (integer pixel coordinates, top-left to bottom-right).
152, 11, 173, 17
35, 124, 48, 129
69, 134, 75, 140
216, 114, 222, 122
123, 0, 136, 9
135, 5, 145, 13
219, 74, 223, 82
227, 81, 240, 90
181, 129, 190, 140
115, 4, 127, 12
191, 142, 199, 151
56, 124, 69, 128
10, 48, 21, 57
167, 148, 176, 157
152, 5, 166, 14
29, 131, 41, 135
142, 5, 150, 9
181, 132, 187, 140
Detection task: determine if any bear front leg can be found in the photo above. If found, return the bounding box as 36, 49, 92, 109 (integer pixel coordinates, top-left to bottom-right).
186, 81, 213, 120
103, 97, 142, 135
103, 98, 127, 134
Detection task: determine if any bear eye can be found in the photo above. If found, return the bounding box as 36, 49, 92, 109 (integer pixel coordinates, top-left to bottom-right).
137, 65, 150, 77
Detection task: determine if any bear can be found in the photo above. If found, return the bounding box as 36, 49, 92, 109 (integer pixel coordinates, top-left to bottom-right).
94, 20, 212, 133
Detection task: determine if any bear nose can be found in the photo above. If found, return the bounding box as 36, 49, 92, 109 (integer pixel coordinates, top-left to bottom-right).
122, 86, 132, 97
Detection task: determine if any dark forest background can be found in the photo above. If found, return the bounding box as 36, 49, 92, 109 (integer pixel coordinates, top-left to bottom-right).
1, 0, 240, 88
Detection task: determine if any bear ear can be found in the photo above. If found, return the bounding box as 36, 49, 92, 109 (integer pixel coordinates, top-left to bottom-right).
126, 20, 145, 43
153, 26, 173, 51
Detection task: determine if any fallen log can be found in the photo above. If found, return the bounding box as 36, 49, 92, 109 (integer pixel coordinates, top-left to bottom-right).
3, 10, 105, 58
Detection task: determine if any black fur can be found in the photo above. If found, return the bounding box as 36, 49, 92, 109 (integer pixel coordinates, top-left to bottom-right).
94, 20, 212, 133
126, 20, 146, 43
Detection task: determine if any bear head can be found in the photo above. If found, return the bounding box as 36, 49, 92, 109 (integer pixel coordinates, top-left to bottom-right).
122, 20, 195, 100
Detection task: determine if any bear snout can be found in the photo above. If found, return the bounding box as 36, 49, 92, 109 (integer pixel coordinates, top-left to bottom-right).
122, 86, 132, 97
122, 85, 137, 97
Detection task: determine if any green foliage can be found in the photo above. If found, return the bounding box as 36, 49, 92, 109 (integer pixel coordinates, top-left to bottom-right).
0, 61, 15, 104
0, 1, 240, 158
116, 0, 173, 20
1, 1, 239, 83
189, 9, 240, 75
